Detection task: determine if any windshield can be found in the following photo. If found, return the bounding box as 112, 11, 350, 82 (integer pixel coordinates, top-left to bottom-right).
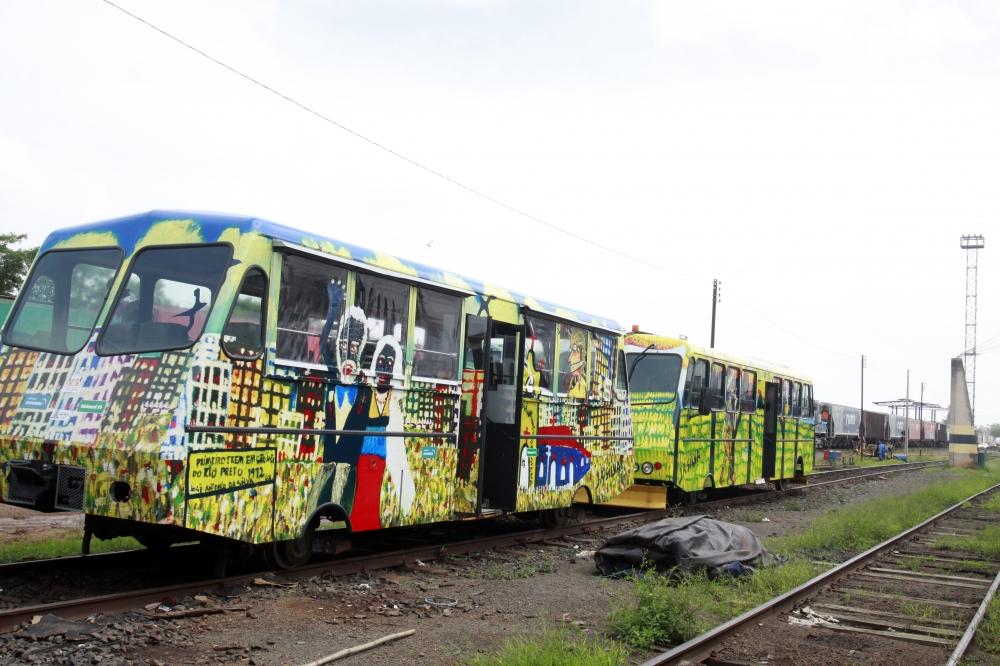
98, 245, 233, 355
626, 352, 682, 393
3, 248, 123, 354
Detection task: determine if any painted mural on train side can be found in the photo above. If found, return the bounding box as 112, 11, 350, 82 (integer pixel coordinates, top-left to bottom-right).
0, 212, 634, 546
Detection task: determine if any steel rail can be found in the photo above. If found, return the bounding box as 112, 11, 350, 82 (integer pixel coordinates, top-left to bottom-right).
0, 459, 946, 634
803, 460, 944, 489
946, 568, 1000, 665
0, 509, 659, 634
640, 480, 1000, 666
0, 543, 202, 578
0, 461, 939, 579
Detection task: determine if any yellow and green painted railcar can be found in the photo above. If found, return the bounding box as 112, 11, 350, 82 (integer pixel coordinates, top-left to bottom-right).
611, 331, 815, 509
0, 211, 634, 566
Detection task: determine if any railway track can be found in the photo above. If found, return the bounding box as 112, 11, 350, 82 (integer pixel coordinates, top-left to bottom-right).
0, 459, 945, 636
642, 480, 1000, 666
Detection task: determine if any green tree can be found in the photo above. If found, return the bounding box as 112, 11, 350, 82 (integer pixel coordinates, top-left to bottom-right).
991, 423, 1000, 439
0, 233, 37, 297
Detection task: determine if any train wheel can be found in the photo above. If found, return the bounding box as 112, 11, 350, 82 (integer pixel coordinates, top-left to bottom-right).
668, 487, 696, 506
773, 478, 790, 491
264, 529, 315, 570
538, 507, 578, 528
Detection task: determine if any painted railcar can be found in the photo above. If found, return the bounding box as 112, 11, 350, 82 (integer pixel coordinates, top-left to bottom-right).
0, 211, 634, 566
609, 332, 814, 508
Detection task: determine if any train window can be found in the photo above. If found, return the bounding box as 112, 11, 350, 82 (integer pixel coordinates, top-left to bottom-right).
4, 248, 123, 355
222, 267, 267, 360
524, 316, 555, 393
615, 348, 627, 393
792, 382, 802, 417
589, 332, 614, 401
556, 324, 590, 397
413, 287, 461, 381
275, 255, 348, 368
709, 362, 725, 410
741, 370, 757, 412
627, 352, 681, 393
781, 379, 793, 416
99, 245, 232, 355
803, 384, 814, 417
683, 358, 694, 398
354, 273, 410, 373
725, 366, 740, 412
686, 358, 708, 408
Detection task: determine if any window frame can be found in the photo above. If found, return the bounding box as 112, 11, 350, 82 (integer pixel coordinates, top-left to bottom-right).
273, 252, 351, 371
353, 270, 412, 374
708, 361, 725, 410
221, 265, 269, 361
802, 383, 814, 417
2, 246, 124, 356
685, 357, 709, 408
724, 365, 740, 413
95, 242, 234, 356
523, 313, 558, 395
740, 369, 757, 413
792, 381, 803, 417
554, 321, 592, 398
411, 285, 463, 383
270, 247, 471, 386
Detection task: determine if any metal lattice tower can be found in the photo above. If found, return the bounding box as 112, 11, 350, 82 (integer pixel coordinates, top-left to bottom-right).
961, 234, 985, 418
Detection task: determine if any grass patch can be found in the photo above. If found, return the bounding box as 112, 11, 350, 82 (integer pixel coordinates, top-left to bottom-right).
900, 600, 941, 621
896, 555, 931, 571
609, 561, 821, 650
935, 526, 1000, 560
471, 553, 558, 580
469, 626, 627, 666
980, 494, 1000, 512
609, 463, 1000, 651
0, 532, 140, 563
976, 594, 1000, 656
728, 509, 766, 523
771, 464, 1000, 561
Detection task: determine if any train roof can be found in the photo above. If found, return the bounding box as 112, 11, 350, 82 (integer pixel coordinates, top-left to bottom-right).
39, 209, 623, 332
624, 332, 813, 383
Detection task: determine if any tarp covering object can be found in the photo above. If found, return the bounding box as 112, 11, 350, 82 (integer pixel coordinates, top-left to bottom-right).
594, 515, 771, 577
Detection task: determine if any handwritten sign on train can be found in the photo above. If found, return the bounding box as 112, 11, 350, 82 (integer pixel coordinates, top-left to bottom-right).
187, 448, 276, 497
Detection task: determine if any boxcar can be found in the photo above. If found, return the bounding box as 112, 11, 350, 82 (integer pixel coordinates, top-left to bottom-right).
861, 411, 888, 443
888, 414, 907, 442
609, 332, 814, 508
0, 211, 634, 566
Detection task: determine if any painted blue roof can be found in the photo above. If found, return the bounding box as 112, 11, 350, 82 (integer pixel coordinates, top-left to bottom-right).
41, 210, 623, 331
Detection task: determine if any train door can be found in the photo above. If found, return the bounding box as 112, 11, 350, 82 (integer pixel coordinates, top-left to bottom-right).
762, 381, 779, 477
459, 315, 491, 515
480, 321, 521, 511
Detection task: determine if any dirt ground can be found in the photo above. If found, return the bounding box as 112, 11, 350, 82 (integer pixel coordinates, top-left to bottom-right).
0, 464, 968, 665
0, 502, 82, 544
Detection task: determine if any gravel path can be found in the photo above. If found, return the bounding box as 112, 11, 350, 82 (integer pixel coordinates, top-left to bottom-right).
0, 463, 961, 665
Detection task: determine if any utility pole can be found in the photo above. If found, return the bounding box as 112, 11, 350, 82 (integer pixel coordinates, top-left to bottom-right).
904, 370, 910, 457
860, 354, 866, 454
920, 381, 925, 458
960, 234, 985, 418
710, 279, 720, 348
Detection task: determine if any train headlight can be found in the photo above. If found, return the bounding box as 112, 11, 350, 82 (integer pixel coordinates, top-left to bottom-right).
641, 462, 654, 475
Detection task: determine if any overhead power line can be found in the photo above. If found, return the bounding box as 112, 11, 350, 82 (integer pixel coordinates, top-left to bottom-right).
99, 0, 707, 284
98, 0, 864, 362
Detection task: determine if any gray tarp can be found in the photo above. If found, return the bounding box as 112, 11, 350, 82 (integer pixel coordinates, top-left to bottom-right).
594, 515, 770, 576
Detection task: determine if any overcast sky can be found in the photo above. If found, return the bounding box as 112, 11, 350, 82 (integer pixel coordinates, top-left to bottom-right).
1, 1, 997, 424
